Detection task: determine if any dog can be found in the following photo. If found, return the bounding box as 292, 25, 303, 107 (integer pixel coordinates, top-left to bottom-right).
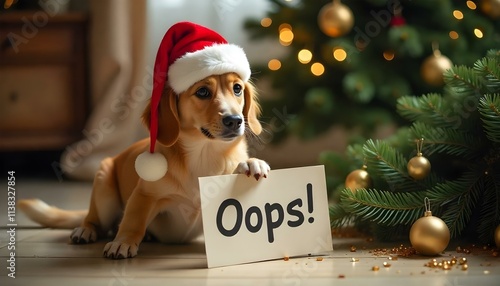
19, 72, 270, 259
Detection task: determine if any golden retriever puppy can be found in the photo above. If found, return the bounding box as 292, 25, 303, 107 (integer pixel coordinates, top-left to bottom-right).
19, 22, 270, 259
20, 73, 269, 258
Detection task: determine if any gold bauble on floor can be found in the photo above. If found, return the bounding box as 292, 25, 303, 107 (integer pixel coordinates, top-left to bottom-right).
410, 211, 450, 256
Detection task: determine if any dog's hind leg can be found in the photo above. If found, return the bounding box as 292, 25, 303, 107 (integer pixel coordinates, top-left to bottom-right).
70, 158, 122, 244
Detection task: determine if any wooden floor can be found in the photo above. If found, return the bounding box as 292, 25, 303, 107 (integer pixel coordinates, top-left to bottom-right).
1, 180, 498, 285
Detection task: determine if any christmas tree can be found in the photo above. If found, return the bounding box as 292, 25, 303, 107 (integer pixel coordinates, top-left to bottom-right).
329, 49, 500, 244
245, 0, 500, 189
245, 1, 500, 243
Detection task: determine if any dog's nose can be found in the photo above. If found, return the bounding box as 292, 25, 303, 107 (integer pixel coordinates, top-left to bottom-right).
222, 115, 243, 131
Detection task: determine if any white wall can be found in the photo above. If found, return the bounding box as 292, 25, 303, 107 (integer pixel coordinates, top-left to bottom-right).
146, 0, 283, 68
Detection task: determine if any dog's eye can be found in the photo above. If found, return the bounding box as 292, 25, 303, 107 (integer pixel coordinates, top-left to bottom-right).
233, 84, 243, 96
195, 87, 211, 99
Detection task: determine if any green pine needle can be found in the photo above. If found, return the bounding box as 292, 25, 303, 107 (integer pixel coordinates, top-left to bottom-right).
474, 55, 500, 94
409, 122, 482, 159
362, 139, 437, 191
479, 94, 500, 143
397, 94, 458, 128
340, 188, 426, 226
363, 139, 408, 185
329, 204, 355, 229
443, 65, 483, 99
429, 171, 485, 238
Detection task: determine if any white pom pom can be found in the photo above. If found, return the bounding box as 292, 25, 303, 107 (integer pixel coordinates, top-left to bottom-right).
135, 152, 168, 181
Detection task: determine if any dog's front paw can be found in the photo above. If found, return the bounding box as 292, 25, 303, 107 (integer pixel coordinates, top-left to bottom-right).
234, 158, 270, 180
70, 226, 97, 244
103, 241, 138, 259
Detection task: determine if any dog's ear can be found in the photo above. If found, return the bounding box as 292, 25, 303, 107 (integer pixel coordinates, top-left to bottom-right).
243, 81, 262, 135
142, 87, 180, 147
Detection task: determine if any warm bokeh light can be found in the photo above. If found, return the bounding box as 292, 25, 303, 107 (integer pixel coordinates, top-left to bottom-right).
333, 48, 347, 61
278, 23, 292, 32
383, 51, 395, 61
453, 10, 464, 20
298, 49, 313, 64
474, 28, 483, 38
466, 0, 477, 10
260, 18, 272, 27
449, 31, 459, 39
279, 29, 294, 42
268, 59, 282, 71
311, 62, 325, 76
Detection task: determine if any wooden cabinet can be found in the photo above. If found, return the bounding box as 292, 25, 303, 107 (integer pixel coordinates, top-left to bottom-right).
0, 12, 88, 150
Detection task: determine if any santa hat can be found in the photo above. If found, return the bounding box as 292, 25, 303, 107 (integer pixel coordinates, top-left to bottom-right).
135, 22, 251, 181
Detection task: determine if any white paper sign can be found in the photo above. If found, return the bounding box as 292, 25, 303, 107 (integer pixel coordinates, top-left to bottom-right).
199, 165, 333, 268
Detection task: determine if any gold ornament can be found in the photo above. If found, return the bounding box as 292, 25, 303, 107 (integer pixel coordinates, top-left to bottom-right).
420, 43, 452, 86
480, 0, 500, 19
318, 0, 354, 38
345, 164, 372, 192
410, 198, 450, 256
495, 225, 500, 248
407, 138, 431, 180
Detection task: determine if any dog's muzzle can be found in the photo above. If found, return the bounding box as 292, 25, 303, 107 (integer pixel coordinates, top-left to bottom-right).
222, 115, 242, 132
201, 115, 244, 140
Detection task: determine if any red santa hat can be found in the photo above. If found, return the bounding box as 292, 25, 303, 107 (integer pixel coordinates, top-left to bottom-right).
135, 22, 251, 181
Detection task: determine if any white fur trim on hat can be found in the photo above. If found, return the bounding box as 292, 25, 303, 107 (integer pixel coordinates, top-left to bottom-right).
168, 44, 251, 94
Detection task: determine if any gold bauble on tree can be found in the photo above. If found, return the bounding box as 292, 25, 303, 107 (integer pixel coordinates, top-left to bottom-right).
408, 156, 431, 180
495, 225, 500, 248
480, 0, 500, 19
420, 44, 452, 86
345, 165, 372, 193
410, 198, 450, 256
318, 0, 354, 38
407, 138, 431, 180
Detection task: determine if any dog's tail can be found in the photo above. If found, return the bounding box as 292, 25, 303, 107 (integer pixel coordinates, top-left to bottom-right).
18, 199, 87, 229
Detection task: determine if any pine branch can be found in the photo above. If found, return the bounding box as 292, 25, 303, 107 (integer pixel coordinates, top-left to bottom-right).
397, 94, 458, 129
363, 139, 408, 185
329, 204, 355, 229
430, 171, 485, 238
409, 122, 483, 159
340, 188, 426, 226
443, 65, 483, 99
474, 57, 500, 94
479, 94, 500, 143
486, 50, 500, 58
363, 139, 437, 192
